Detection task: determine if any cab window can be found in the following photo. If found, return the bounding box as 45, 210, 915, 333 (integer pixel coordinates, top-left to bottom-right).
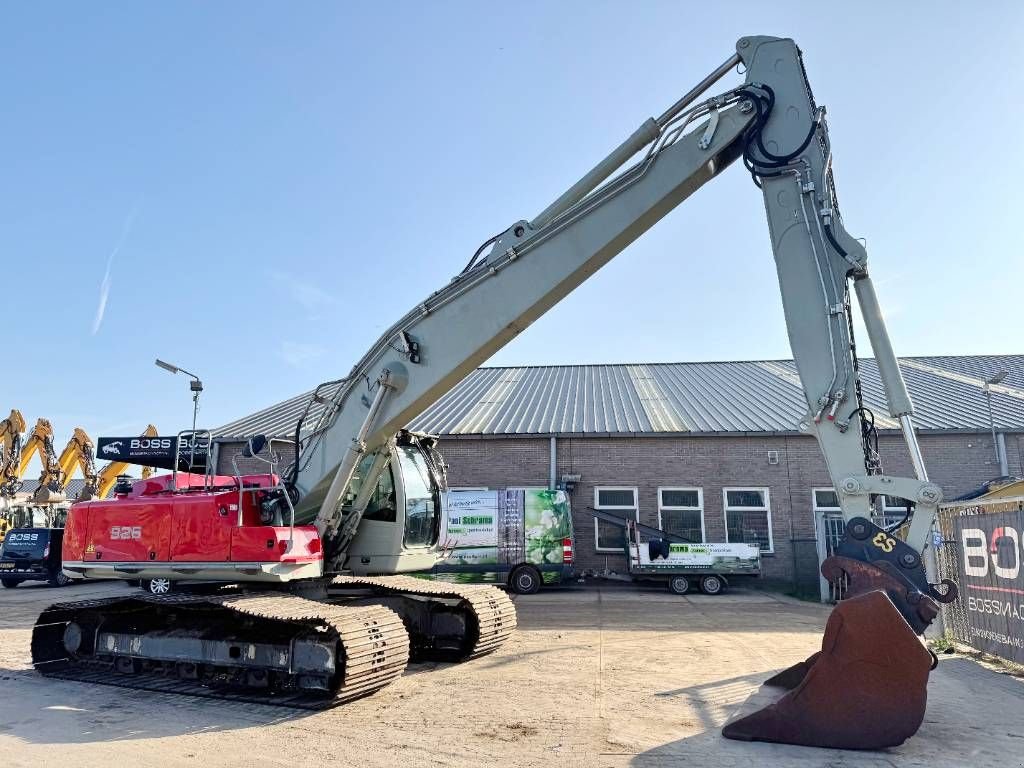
346, 454, 397, 523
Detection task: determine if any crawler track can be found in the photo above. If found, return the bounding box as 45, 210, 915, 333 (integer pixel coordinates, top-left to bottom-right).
31, 592, 409, 708
330, 575, 517, 659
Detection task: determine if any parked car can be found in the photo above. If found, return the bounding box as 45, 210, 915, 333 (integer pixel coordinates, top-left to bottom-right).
0, 527, 72, 587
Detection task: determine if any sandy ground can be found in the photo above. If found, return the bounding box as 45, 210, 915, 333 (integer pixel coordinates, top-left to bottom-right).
0, 580, 1022, 768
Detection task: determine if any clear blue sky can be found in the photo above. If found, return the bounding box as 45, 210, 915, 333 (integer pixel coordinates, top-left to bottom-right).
4, 2, 1023, 467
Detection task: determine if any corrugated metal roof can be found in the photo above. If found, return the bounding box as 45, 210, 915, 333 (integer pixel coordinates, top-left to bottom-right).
214, 355, 1024, 439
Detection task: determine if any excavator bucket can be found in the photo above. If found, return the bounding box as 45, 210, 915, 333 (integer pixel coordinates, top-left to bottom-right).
722, 590, 933, 750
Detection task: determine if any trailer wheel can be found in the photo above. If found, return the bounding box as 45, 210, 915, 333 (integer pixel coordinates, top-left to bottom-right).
509, 565, 542, 595
667, 576, 690, 595
700, 575, 726, 595
145, 577, 174, 595
1, 578, 17, 589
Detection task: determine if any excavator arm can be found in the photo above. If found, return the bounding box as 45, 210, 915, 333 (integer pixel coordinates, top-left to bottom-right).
0, 409, 27, 497
18, 418, 63, 503
55, 428, 100, 501
295, 36, 939, 557
287, 36, 951, 748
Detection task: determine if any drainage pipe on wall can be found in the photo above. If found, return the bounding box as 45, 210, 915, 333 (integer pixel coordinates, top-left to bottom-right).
549, 437, 557, 491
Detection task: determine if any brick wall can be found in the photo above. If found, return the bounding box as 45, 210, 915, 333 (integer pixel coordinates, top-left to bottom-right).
439, 431, 1020, 585
215, 430, 1019, 589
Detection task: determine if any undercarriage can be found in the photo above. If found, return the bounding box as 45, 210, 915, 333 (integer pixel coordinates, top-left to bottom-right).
31, 576, 516, 708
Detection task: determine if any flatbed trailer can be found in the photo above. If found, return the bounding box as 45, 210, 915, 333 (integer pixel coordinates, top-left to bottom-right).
586, 508, 760, 595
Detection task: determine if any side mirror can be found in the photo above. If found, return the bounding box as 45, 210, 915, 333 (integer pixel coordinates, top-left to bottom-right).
243, 435, 268, 458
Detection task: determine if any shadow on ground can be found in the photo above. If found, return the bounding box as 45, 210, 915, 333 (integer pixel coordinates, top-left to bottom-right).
0, 666, 324, 744
0, 658, 458, 746
631, 656, 1024, 767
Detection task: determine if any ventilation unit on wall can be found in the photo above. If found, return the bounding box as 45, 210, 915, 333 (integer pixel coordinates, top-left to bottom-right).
767, 450, 780, 465
559, 474, 581, 492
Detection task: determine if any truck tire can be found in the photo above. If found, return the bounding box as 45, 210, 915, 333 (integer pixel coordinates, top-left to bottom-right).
48, 571, 72, 587
1, 578, 17, 589
667, 576, 690, 595
509, 565, 542, 595
699, 574, 726, 595
145, 577, 174, 595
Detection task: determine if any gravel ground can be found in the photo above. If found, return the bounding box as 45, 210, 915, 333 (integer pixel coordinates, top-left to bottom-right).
0, 580, 1021, 767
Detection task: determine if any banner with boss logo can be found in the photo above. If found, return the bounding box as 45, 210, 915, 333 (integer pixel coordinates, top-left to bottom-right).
956, 509, 1024, 664
96, 435, 211, 472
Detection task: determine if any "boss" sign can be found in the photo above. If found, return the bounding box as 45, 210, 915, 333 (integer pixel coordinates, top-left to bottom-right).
961, 526, 1022, 580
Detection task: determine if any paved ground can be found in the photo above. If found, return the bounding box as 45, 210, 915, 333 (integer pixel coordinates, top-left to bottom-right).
0, 580, 1022, 767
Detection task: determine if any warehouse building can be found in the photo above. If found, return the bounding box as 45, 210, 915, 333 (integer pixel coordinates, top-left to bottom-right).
213, 354, 1024, 593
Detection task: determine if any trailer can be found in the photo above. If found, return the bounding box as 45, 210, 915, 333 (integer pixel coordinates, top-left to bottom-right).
586, 507, 760, 595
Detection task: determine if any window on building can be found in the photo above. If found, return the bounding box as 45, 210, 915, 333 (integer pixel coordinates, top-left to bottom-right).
594, 487, 638, 552
813, 488, 840, 511
724, 487, 773, 553
658, 487, 704, 542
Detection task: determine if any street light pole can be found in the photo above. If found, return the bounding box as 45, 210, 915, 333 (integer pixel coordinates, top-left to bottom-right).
155, 359, 204, 469
984, 370, 1009, 475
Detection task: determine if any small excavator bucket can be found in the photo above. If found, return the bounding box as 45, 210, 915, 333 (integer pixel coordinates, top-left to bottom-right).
722, 590, 933, 750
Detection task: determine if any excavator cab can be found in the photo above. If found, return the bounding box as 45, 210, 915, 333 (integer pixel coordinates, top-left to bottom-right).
335, 434, 444, 575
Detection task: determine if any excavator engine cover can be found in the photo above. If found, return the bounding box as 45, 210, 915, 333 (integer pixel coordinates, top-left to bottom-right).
722, 589, 933, 750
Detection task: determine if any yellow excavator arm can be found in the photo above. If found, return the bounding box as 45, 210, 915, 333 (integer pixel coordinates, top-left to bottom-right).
18, 418, 65, 503
0, 409, 27, 496
55, 427, 100, 501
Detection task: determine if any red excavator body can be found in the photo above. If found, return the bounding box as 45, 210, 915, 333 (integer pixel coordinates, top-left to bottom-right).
61, 473, 323, 583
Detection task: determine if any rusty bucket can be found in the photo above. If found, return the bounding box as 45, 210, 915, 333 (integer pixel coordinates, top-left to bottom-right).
722, 590, 933, 750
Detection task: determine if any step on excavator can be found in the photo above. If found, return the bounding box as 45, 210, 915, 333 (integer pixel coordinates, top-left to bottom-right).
33, 36, 957, 749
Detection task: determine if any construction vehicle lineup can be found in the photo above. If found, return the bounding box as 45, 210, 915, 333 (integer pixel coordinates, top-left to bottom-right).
19, 36, 959, 750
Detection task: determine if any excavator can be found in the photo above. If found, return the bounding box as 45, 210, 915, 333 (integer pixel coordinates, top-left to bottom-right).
31, 36, 957, 750
0, 409, 28, 540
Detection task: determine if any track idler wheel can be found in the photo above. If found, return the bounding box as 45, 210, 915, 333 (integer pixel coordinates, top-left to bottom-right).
722, 590, 933, 750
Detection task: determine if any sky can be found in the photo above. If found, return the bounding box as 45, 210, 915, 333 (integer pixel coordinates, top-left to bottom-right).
3, 2, 1023, 475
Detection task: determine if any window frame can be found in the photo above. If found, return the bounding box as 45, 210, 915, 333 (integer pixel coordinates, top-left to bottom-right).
657, 486, 705, 542
593, 486, 638, 553
723, 486, 773, 554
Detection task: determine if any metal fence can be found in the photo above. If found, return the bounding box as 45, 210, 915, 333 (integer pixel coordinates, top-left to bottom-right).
936, 495, 1024, 655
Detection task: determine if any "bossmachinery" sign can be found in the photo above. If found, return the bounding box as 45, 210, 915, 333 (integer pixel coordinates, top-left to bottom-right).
956, 508, 1024, 664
